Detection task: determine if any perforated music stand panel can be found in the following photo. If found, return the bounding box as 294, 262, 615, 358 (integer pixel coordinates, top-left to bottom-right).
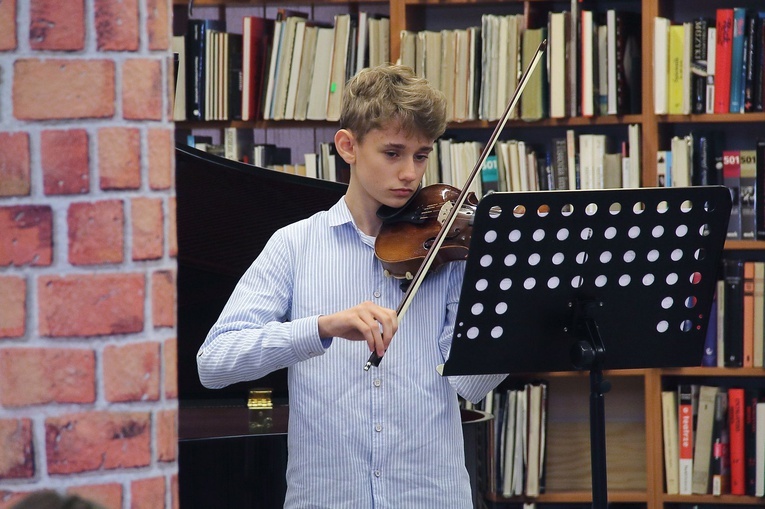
442, 186, 732, 376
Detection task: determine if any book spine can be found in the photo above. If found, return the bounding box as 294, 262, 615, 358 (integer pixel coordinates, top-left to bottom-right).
712, 390, 730, 495
723, 259, 745, 367
714, 9, 734, 114
692, 18, 709, 114
678, 384, 694, 495
723, 150, 742, 239
728, 387, 746, 495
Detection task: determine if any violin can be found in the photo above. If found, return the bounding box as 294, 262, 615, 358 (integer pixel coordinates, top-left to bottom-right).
364, 39, 548, 371
375, 184, 479, 281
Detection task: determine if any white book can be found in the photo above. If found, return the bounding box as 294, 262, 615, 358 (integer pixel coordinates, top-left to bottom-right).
566, 129, 577, 189
692, 385, 718, 494
705, 26, 716, 114
304, 153, 318, 179
592, 134, 606, 189
549, 11, 568, 118
293, 25, 318, 121
501, 390, 518, 497
283, 20, 307, 120
262, 20, 284, 120
172, 35, 186, 121
512, 387, 527, 496
273, 16, 305, 121
654, 17, 670, 114
306, 26, 334, 121
627, 123, 641, 188
517, 140, 529, 191
682, 21, 693, 114
569, 0, 579, 117
453, 29, 470, 121
580, 10, 595, 117
440, 29, 457, 121
495, 15, 509, 120
355, 11, 368, 74
756, 402, 765, 496
606, 10, 618, 114
579, 134, 594, 189
325, 13, 351, 122
670, 135, 690, 187
662, 391, 680, 495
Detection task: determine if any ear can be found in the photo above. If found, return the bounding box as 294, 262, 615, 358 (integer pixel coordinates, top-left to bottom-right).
334, 129, 356, 165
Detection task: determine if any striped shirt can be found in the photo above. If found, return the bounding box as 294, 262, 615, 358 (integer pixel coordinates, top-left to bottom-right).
198, 197, 505, 508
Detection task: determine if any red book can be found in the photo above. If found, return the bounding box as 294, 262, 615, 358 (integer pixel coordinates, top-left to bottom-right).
714, 9, 734, 113
743, 261, 755, 367
242, 16, 275, 121
728, 387, 746, 495
678, 384, 694, 495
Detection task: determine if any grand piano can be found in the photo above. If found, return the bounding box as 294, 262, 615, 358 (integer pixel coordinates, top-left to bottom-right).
175, 144, 491, 508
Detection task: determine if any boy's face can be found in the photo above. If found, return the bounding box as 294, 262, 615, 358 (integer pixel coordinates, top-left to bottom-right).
349, 123, 434, 210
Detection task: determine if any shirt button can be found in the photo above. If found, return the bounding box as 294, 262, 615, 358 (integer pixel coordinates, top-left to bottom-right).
373, 379, 381, 387
373, 290, 381, 298
375, 424, 382, 432
374, 470, 381, 478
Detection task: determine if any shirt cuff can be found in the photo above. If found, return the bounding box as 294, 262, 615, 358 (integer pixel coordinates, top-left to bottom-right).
291, 315, 329, 360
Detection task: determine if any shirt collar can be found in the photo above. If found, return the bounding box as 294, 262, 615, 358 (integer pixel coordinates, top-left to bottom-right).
328, 197, 376, 247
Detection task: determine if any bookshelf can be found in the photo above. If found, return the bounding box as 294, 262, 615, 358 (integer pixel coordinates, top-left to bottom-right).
172, 0, 765, 507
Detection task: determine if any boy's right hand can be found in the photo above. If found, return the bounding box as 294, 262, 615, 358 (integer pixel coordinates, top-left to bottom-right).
317, 301, 398, 358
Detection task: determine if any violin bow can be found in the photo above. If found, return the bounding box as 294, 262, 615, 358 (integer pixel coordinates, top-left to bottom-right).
364, 39, 548, 371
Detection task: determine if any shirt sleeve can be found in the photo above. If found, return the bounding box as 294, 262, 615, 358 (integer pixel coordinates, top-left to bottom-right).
197, 229, 327, 389
439, 261, 507, 404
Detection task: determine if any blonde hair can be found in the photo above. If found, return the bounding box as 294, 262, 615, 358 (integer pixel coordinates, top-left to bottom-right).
339, 65, 447, 143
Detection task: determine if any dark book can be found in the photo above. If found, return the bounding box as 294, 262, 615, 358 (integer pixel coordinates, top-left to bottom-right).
242, 16, 275, 121
756, 139, 765, 239
185, 18, 226, 121
614, 12, 642, 114
711, 390, 730, 495
723, 150, 742, 239
758, 12, 765, 111
701, 294, 717, 367
551, 138, 569, 190
722, 259, 744, 367
744, 388, 763, 495
743, 12, 759, 112
692, 18, 710, 114
227, 32, 243, 121
691, 130, 723, 186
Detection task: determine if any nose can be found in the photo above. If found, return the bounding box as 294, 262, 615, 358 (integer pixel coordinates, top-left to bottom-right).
399, 158, 418, 182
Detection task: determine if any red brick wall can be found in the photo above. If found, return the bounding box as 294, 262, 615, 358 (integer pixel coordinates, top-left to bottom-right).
0, 1, 178, 508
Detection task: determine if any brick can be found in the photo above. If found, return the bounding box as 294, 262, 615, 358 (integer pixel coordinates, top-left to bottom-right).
0, 419, 34, 479
0, 348, 95, 406
156, 408, 177, 462
123, 59, 162, 120
168, 196, 177, 257
163, 337, 177, 399
151, 270, 174, 327
94, 0, 138, 51
45, 411, 151, 474
67, 200, 124, 265
13, 59, 115, 120
0, 206, 53, 266
38, 273, 144, 337
98, 127, 140, 189
0, 0, 17, 50
0, 276, 25, 338
148, 128, 173, 190
67, 483, 123, 509
131, 477, 165, 509
103, 342, 160, 403
0, 492, 30, 509
131, 197, 163, 261
170, 474, 179, 509
146, 0, 169, 50
41, 129, 89, 195
0, 132, 30, 197
30, 0, 85, 50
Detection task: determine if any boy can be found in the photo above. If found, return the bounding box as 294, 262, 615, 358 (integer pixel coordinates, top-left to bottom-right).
197, 65, 505, 508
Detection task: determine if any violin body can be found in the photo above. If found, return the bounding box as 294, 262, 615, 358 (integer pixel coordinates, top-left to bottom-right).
375, 184, 479, 280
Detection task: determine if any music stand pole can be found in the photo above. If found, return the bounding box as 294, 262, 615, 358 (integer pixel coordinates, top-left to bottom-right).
570, 304, 610, 509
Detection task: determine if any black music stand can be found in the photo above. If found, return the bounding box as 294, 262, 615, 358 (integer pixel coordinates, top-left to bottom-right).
442, 186, 731, 509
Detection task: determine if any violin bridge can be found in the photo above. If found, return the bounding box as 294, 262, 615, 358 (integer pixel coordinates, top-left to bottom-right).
437, 201, 453, 225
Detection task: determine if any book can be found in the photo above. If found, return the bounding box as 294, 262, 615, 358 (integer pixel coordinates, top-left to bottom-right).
745, 388, 763, 495
520, 27, 547, 121
723, 149, 742, 239
185, 18, 226, 121
722, 258, 744, 367
691, 385, 718, 494
712, 390, 730, 495
325, 13, 351, 122
728, 387, 746, 495
743, 262, 755, 368
654, 16, 670, 114
758, 139, 765, 240
755, 261, 765, 369
548, 11, 569, 119
292, 24, 319, 121
706, 25, 717, 113
172, 35, 187, 121
729, 8, 747, 113
667, 23, 687, 115
678, 384, 694, 495
756, 401, 765, 496
580, 10, 595, 117
739, 149, 757, 240
662, 390, 680, 494
714, 9, 734, 114
305, 26, 335, 121
691, 18, 710, 114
